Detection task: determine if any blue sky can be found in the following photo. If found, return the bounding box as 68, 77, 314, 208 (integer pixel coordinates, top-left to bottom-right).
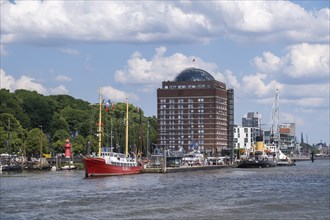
1, 0, 329, 144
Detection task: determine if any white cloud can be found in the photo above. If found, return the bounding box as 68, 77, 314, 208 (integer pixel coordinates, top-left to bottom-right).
115, 46, 217, 85
1, 69, 47, 94
282, 83, 329, 100
1, 1, 328, 46
101, 86, 139, 103
254, 43, 329, 79
50, 85, 69, 95
215, 1, 329, 42
241, 73, 283, 97
280, 112, 304, 125
0, 69, 15, 90
1, 68, 71, 95
285, 43, 329, 78
55, 75, 72, 82
224, 69, 240, 89
15, 75, 47, 94
253, 52, 282, 74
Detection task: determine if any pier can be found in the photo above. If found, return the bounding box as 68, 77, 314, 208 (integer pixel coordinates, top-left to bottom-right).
142, 164, 232, 173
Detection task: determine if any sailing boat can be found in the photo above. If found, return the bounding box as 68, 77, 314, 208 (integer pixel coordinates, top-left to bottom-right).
82, 91, 143, 177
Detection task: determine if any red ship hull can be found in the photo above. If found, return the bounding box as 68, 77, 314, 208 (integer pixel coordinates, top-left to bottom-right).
83, 157, 142, 177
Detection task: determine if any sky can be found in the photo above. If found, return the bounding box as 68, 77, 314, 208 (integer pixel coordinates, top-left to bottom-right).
0, 0, 329, 145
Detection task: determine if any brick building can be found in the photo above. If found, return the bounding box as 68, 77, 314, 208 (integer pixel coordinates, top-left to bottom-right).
157, 68, 234, 155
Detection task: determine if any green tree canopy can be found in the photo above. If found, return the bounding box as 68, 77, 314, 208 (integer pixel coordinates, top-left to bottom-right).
0, 113, 26, 154
26, 128, 49, 157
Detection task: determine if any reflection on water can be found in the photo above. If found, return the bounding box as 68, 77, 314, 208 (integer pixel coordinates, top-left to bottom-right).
1, 160, 329, 220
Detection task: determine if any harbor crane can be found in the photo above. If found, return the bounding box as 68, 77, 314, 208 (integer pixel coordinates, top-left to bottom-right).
269, 89, 280, 144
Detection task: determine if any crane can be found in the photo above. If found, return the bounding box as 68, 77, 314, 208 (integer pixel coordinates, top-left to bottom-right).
269, 89, 280, 144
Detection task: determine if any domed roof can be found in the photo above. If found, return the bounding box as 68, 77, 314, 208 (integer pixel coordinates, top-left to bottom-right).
174, 68, 215, 82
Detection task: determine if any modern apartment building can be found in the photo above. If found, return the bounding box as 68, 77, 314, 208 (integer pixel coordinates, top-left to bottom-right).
233, 125, 262, 150
157, 68, 234, 155
242, 112, 262, 128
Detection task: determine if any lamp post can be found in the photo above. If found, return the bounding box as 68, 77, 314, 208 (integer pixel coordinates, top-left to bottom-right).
39, 125, 43, 169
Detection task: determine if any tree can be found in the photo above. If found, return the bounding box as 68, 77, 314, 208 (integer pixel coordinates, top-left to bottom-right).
0, 113, 25, 154
0, 89, 158, 157
71, 135, 86, 155
85, 134, 98, 154
26, 128, 49, 157
60, 106, 90, 135
52, 129, 70, 154
0, 89, 30, 128
15, 90, 55, 132
50, 112, 69, 137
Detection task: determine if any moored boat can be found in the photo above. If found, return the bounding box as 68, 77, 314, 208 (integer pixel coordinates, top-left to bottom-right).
61, 161, 78, 170
83, 152, 141, 177
237, 136, 277, 168
83, 91, 142, 177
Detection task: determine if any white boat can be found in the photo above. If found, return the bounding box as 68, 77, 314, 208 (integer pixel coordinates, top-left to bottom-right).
182, 151, 204, 166
61, 161, 77, 170
266, 144, 296, 166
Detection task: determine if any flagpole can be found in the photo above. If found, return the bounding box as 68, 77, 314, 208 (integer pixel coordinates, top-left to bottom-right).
98, 88, 102, 157
125, 97, 129, 157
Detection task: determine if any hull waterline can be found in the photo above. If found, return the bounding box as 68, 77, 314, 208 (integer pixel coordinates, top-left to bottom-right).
237, 159, 277, 168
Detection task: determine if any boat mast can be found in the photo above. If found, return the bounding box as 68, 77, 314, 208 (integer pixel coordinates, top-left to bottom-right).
98, 88, 102, 157
125, 97, 129, 157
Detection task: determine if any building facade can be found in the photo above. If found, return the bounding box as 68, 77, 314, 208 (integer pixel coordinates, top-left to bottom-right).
233, 125, 262, 150
242, 112, 262, 128
157, 68, 234, 155
279, 123, 296, 153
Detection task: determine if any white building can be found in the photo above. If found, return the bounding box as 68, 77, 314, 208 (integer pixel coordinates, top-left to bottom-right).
233, 126, 262, 150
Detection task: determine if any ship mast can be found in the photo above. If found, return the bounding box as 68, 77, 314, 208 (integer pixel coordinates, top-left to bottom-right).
125, 97, 129, 157
98, 88, 102, 157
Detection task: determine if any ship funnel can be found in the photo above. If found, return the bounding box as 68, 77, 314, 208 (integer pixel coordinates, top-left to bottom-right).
256, 136, 264, 152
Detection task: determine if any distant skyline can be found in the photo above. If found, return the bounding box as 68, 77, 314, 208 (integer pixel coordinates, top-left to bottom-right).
1, 0, 329, 144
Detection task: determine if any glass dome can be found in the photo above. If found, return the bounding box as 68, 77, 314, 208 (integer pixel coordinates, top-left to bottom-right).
174, 68, 215, 82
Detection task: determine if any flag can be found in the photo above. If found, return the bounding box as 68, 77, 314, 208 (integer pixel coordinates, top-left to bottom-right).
104, 100, 110, 112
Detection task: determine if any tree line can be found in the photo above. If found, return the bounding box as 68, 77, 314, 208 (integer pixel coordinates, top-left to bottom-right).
0, 89, 157, 157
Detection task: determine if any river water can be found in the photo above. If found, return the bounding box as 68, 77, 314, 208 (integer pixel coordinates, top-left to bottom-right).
0, 160, 329, 220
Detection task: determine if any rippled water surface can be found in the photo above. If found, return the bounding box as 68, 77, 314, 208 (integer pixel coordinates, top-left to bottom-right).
1, 160, 329, 220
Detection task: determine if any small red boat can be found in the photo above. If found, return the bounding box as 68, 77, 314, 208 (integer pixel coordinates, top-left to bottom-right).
83, 152, 142, 177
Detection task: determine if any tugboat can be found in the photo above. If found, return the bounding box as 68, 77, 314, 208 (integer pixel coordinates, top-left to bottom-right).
237, 136, 277, 168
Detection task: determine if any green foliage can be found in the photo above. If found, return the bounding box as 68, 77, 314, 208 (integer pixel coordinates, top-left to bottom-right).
60, 106, 91, 133
71, 135, 86, 155
50, 112, 69, 136
0, 89, 158, 157
52, 129, 70, 154
26, 128, 49, 157
0, 113, 25, 154
0, 89, 30, 128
